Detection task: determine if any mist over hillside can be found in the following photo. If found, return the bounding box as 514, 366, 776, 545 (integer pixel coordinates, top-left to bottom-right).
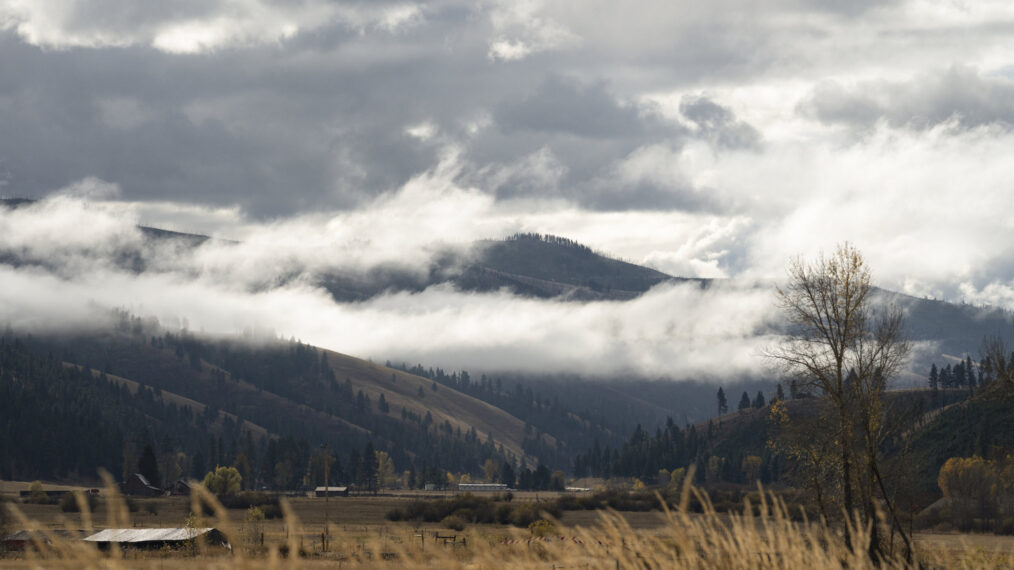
2, 197, 1011, 385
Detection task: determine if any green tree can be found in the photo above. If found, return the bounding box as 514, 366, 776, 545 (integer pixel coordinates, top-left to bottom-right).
737, 391, 751, 411
499, 461, 516, 487
716, 387, 728, 415
232, 454, 251, 490
356, 442, 379, 494
752, 391, 766, 408
138, 443, 161, 488
202, 465, 242, 495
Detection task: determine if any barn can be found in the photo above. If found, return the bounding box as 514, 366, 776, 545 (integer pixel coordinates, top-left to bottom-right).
121, 473, 162, 496
457, 483, 509, 492
314, 486, 349, 497
83, 528, 230, 550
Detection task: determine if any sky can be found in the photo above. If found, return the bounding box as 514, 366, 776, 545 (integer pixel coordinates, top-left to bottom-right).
1, 0, 1013, 378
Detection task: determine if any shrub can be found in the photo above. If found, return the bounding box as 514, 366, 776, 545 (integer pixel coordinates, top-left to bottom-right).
442, 515, 466, 531
528, 519, 556, 537
59, 492, 98, 513
25, 481, 52, 504
218, 492, 278, 510
999, 518, 1014, 535
496, 504, 513, 525
260, 504, 283, 520
510, 503, 539, 528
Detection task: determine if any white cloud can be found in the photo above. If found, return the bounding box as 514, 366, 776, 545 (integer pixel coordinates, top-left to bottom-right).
0, 0, 424, 53
485, 0, 579, 61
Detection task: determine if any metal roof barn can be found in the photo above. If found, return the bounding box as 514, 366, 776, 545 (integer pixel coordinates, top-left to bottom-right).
83, 528, 229, 549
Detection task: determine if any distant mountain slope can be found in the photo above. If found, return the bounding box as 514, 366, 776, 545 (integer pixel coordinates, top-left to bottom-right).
65, 363, 271, 440
320, 349, 534, 461
454, 234, 700, 301
6, 318, 541, 485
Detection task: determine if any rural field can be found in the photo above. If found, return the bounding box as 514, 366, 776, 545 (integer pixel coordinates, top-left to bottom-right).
4, 484, 1014, 569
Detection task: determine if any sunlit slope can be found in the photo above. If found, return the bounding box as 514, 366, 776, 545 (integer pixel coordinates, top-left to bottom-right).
322, 348, 534, 461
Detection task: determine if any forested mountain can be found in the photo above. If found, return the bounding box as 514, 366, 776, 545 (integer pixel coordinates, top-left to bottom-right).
1, 318, 529, 487
385, 361, 774, 471
320, 232, 694, 302
1, 312, 776, 485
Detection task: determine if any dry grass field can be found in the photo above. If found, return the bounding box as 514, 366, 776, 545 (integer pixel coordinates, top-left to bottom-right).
3, 483, 1014, 569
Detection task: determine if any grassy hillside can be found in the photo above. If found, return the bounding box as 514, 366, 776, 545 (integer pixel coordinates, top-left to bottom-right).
318, 349, 532, 461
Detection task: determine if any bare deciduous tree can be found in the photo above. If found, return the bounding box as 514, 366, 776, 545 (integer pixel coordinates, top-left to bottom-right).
980, 335, 1013, 392
768, 242, 912, 561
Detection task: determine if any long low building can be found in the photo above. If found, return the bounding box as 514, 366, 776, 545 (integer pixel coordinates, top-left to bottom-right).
83, 528, 229, 549
314, 486, 349, 497
457, 483, 509, 492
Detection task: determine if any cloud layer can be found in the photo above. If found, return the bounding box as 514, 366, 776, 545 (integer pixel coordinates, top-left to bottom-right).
2, 1, 1014, 377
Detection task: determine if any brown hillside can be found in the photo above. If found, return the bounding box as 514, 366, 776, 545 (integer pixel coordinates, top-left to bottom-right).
321, 349, 533, 462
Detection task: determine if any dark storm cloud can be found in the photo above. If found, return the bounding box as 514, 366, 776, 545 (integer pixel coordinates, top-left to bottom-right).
468, 74, 737, 211
0, 24, 454, 216
679, 95, 761, 150
800, 66, 1014, 131
495, 75, 663, 138
0, 0, 778, 218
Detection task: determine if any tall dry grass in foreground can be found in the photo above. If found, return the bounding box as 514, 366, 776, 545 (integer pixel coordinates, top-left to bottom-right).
3, 475, 1012, 569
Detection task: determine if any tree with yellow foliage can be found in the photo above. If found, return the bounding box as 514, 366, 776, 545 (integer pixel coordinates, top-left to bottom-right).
938, 456, 997, 530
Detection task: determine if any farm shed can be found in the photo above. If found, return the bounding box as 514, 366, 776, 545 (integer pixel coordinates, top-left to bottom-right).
314, 486, 349, 497
166, 479, 194, 496
83, 528, 230, 550
121, 473, 161, 496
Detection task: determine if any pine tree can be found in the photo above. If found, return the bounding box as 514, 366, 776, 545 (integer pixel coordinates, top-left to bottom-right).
928, 363, 939, 391
716, 387, 728, 415
138, 444, 161, 487
775, 383, 785, 402
738, 391, 751, 411
753, 391, 766, 408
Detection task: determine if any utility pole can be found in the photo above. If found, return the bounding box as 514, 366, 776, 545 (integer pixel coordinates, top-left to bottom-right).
323, 442, 329, 552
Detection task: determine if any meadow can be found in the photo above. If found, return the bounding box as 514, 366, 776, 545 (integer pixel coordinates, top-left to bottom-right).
3, 480, 1014, 569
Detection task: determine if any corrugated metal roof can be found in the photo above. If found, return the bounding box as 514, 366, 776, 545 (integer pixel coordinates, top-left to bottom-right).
83, 528, 216, 543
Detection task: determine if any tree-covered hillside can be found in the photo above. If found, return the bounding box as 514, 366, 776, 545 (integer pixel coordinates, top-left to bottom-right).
3, 315, 524, 488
